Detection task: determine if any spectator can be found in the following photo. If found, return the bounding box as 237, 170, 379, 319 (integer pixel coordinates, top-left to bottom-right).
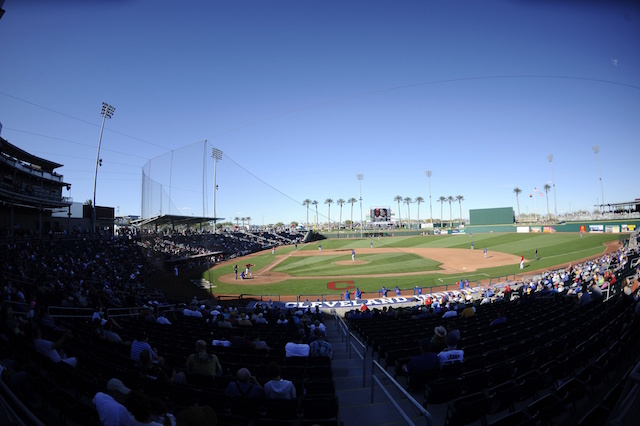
250, 332, 270, 351
438, 333, 464, 367
264, 362, 296, 400
130, 332, 160, 364
156, 311, 171, 325
309, 330, 332, 359
490, 310, 507, 327
460, 301, 476, 318
185, 340, 222, 378
224, 368, 266, 398
430, 326, 448, 353
402, 338, 439, 375
92, 378, 133, 426
285, 330, 310, 357
32, 325, 77, 368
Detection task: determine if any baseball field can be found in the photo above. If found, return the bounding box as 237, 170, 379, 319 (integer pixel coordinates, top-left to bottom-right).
202, 232, 622, 300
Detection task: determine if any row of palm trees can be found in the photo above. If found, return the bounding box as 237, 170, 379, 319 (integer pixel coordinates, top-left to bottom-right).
513, 184, 552, 221
393, 195, 465, 229
302, 195, 465, 229
302, 198, 359, 229
233, 216, 252, 227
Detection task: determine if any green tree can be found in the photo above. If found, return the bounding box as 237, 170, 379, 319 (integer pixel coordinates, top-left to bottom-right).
456, 195, 464, 225
394, 195, 403, 227
312, 200, 319, 227
415, 196, 424, 224
404, 197, 412, 226
337, 198, 345, 229
303, 199, 311, 228
513, 187, 522, 221
544, 184, 551, 220
447, 196, 454, 228
438, 196, 446, 228
325, 198, 333, 229
348, 197, 357, 229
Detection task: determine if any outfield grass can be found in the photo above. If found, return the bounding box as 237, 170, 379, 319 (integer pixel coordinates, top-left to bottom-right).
203, 233, 620, 298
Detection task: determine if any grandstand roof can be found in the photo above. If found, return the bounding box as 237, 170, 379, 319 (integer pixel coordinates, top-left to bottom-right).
0, 137, 64, 171
131, 214, 223, 228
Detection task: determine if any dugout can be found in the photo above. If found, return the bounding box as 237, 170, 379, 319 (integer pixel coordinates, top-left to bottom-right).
469, 207, 515, 226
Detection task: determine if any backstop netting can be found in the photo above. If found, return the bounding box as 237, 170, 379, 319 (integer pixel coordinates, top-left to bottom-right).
141, 140, 214, 219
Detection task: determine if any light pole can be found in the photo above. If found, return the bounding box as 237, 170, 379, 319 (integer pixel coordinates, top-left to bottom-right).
547, 155, 557, 221
356, 174, 364, 239
212, 147, 223, 232
92, 102, 115, 234
425, 170, 433, 225
593, 145, 605, 214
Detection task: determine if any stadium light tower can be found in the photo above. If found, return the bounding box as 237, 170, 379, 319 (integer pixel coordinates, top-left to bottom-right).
212, 147, 223, 232
92, 102, 115, 234
547, 155, 557, 221
593, 145, 605, 214
356, 174, 364, 238
425, 170, 433, 224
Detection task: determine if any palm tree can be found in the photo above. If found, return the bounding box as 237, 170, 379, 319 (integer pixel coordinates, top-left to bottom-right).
348, 197, 357, 229
513, 187, 522, 221
337, 198, 345, 229
438, 196, 446, 228
312, 200, 319, 228
544, 184, 551, 220
394, 195, 403, 227
447, 196, 454, 228
404, 197, 412, 227
241, 217, 246, 227
303, 199, 311, 228
325, 198, 333, 229
246, 216, 251, 227
84, 199, 93, 206
234, 216, 240, 227
415, 196, 424, 224
456, 195, 464, 226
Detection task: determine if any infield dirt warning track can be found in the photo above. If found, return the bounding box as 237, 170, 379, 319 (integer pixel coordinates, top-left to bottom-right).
218, 246, 523, 286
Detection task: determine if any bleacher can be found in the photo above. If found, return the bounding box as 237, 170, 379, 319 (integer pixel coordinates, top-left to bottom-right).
1, 235, 640, 426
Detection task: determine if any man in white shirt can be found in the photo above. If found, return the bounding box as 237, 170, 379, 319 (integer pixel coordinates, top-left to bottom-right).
92, 378, 133, 426
438, 333, 464, 367
285, 330, 310, 357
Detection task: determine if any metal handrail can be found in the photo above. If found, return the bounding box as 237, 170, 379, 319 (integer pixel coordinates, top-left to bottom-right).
371, 360, 434, 426
334, 310, 367, 387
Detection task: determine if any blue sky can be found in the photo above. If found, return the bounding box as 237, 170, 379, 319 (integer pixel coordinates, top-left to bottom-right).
1, 0, 639, 225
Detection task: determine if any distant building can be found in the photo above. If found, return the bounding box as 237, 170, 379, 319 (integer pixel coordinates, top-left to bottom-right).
0, 137, 72, 236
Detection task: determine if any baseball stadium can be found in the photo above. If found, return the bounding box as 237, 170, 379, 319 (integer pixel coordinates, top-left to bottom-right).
2, 2, 640, 424
2, 132, 640, 426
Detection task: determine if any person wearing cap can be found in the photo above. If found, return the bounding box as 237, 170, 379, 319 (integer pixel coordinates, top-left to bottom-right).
430, 326, 448, 353
92, 378, 133, 426
224, 367, 266, 399
438, 333, 464, 367
250, 332, 270, 351
185, 340, 222, 378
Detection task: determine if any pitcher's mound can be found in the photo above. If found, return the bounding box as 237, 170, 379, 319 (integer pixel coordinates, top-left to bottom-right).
335, 260, 368, 266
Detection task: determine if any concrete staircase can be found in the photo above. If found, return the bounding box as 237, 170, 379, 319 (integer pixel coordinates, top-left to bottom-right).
324, 314, 435, 426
